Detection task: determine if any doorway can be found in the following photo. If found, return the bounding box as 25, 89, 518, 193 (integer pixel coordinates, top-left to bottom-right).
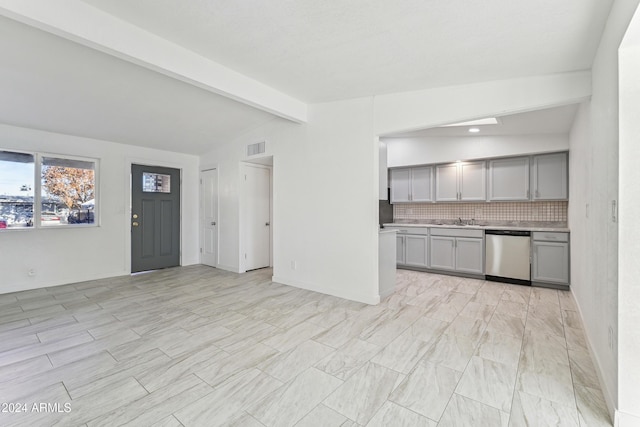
241, 163, 272, 271
201, 168, 218, 267
131, 164, 181, 273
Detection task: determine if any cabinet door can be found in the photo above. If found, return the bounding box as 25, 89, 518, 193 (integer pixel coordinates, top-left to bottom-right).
396, 235, 406, 265
532, 241, 569, 284
429, 236, 456, 270
411, 167, 432, 202
488, 157, 530, 201
405, 235, 428, 267
459, 161, 486, 201
435, 164, 459, 201
390, 169, 411, 203
532, 152, 568, 200
455, 238, 484, 274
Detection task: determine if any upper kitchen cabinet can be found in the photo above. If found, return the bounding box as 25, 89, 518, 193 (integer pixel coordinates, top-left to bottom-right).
488, 157, 530, 201
532, 152, 568, 200
390, 166, 432, 203
435, 161, 486, 202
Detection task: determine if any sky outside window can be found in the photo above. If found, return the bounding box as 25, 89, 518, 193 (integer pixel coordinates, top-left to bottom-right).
0, 159, 34, 197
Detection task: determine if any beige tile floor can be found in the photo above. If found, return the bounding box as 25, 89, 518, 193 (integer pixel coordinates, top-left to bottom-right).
0, 265, 612, 426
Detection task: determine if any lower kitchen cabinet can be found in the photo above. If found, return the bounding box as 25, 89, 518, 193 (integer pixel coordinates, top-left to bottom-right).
429, 229, 484, 275
396, 235, 405, 264
532, 241, 569, 284
405, 235, 429, 267
455, 237, 484, 274
388, 227, 429, 268
531, 231, 570, 286
429, 236, 456, 271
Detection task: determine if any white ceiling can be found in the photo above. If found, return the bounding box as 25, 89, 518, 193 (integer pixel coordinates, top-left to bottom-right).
0, 1, 613, 153
386, 104, 580, 138
0, 16, 280, 155
80, 0, 612, 102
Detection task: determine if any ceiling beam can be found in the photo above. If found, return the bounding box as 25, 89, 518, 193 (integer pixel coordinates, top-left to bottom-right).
0, 0, 308, 123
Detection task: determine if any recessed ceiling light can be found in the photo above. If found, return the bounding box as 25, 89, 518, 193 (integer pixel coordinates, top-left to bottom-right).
468, 128, 480, 133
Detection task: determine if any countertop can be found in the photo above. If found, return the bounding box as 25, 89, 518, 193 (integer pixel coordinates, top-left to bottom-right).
378, 229, 398, 235
383, 220, 569, 233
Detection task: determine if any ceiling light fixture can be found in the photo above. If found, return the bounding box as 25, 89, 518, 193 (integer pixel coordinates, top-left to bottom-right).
468, 127, 480, 133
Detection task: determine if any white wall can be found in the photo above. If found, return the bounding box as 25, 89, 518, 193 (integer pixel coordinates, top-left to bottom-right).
568, 0, 640, 422
201, 98, 380, 304
374, 72, 591, 136
618, 3, 640, 424
384, 134, 569, 168
0, 124, 200, 294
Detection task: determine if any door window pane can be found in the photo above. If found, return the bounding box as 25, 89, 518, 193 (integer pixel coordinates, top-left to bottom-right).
0, 151, 34, 229
41, 156, 96, 226
142, 172, 171, 193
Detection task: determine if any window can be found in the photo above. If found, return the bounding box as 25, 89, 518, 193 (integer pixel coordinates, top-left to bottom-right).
41, 156, 96, 226
142, 172, 171, 193
0, 150, 97, 230
0, 151, 35, 228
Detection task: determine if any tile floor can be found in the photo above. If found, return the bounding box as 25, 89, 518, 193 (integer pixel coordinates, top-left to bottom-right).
0, 266, 613, 426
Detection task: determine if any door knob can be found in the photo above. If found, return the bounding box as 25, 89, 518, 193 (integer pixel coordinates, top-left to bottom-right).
132, 222, 139, 227
132, 214, 138, 219
265, 222, 270, 226
211, 221, 216, 226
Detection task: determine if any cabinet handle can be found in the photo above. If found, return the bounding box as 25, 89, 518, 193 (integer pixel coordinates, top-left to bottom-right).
527, 189, 530, 199
612, 200, 617, 222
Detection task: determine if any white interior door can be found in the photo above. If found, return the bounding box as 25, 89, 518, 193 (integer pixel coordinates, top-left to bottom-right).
243, 164, 271, 271
201, 169, 218, 267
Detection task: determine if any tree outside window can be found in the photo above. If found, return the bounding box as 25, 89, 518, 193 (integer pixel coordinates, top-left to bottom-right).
41, 157, 96, 226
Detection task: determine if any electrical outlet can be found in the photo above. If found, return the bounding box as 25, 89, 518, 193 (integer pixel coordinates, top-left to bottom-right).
474, 208, 483, 217
28, 268, 36, 277
291, 261, 297, 270
406, 208, 413, 215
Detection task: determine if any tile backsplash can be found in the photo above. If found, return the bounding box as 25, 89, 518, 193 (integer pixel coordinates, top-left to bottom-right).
393, 201, 568, 222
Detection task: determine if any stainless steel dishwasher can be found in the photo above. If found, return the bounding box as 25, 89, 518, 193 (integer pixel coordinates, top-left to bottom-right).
485, 230, 531, 285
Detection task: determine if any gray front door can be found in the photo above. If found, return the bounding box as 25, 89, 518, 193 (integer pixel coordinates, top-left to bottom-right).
131, 164, 181, 273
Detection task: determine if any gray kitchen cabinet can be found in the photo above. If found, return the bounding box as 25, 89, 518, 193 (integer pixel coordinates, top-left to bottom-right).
532, 232, 570, 286
396, 235, 406, 264
390, 166, 432, 203
436, 161, 486, 201
386, 227, 429, 268
435, 164, 458, 202
411, 167, 432, 202
429, 236, 456, 271
488, 157, 530, 201
459, 161, 486, 201
455, 237, 484, 274
405, 235, 429, 268
390, 169, 411, 203
430, 228, 484, 275
532, 152, 568, 200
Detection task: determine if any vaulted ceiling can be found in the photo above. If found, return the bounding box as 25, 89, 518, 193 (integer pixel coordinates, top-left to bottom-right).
0, 0, 613, 153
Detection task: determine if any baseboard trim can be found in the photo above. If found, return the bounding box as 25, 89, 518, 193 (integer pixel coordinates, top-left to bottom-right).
571, 288, 616, 423
0, 269, 128, 295
216, 264, 241, 274
272, 276, 380, 305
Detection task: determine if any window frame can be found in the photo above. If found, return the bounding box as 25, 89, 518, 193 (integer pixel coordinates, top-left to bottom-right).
0, 150, 100, 231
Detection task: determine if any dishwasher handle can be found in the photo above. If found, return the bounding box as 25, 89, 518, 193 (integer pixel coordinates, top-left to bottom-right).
485, 229, 531, 237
